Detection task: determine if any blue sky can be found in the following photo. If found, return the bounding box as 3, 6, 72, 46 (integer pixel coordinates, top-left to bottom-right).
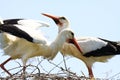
0, 0, 120, 79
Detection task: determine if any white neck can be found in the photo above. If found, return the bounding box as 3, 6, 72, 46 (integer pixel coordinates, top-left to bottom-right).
3, 33, 67, 60
57, 23, 70, 33
29, 30, 69, 60
58, 21, 69, 33
47, 31, 67, 59
58, 26, 69, 33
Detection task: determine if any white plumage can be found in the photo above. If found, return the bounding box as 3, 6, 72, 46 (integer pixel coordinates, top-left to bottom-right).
3, 19, 49, 44
12, 24, 48, 44
0, 18, 81, 76
42, 13, 120, 79
16, 19, 49, 29
76, 37, 107, 53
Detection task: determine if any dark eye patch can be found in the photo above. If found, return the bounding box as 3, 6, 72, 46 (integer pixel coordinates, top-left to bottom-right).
59, 17, 66, 20
71, 32, 74, 36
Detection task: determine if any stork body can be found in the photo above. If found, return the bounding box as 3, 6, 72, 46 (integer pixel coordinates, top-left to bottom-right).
0, 18, 49, 76
0, 18, 81, 76
61, 37, 120, 78
42, 13, 120, 79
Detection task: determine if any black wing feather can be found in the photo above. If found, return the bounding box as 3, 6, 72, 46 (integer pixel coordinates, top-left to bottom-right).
83, 43, 118, 57
0, 24, 33, 42
3, 19, 23, 24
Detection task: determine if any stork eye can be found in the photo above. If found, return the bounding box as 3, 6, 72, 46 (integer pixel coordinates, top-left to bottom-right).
71, 32, 74, 37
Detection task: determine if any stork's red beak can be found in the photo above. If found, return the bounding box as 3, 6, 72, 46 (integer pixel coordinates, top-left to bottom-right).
68, 38, 83, 54
42, 13, 61, 25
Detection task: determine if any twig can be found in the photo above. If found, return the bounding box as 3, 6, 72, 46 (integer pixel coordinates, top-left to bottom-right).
31, 57, 44, 74
36, 58, 49, 73
27, 64, 41, 76
14, 60, 22, 66
62, 54, 68, 71
47, 60, 64, 74
47, 57, 71, 74
0, 65, 23, 75
47, 57, 80, 79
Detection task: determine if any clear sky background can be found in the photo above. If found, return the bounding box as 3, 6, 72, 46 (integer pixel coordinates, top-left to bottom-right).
0, 0, 120, 79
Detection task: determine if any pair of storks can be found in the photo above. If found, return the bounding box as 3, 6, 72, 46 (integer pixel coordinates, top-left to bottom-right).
0, 13, 120, 79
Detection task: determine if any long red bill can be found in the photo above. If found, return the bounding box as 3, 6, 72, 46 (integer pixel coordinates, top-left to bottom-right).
42, 13, 61, 25
42, 13, 59, 19
68, 38, 83, 54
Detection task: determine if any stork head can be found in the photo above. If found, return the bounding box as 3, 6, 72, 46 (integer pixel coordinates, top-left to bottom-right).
42, 13, 69, 32
42, 13, 83, 53
59, 29, 83, 54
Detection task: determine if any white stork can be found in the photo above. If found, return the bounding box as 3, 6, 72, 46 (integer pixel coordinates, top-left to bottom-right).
0, 18, 81, 76
42, 13, 120, 79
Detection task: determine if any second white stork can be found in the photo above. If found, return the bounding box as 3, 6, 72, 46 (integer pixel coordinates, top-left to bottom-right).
0, 18, 81, 76
42, 13, 120, 79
